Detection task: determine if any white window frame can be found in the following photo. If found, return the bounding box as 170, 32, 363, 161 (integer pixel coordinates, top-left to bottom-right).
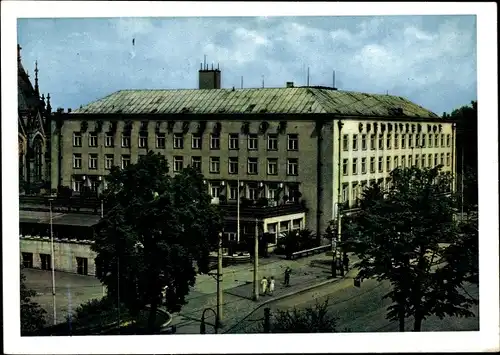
89, 132, 98, 147
73, 154, 82, 169
343, 134, 349, 151
173, 156, 184, 172
173, 133, 184, 149
287, 158, 298, 176
352, 134, 358, 151
394, 156, 399, 167
352, 158, 358, 175
73, 132, 82, 147
138, 133, 148, 148
446, 153, 451, 166
342, 159, 348, 176
210, 184, 220, 198
267, 158, 278, 175
267, 134, 278, 150
402, 155, 406, 168
105, 133, 114, 147
378, 156, 383, 172
105, 154, 114, 170
248, 186, 258, 200
229, 133, 239, 150
73, 180, 82, 192
394, 134, 399, 149
191, 134, 202, 149
121, 134, 131, 148
447, 134, 451, 147
402, 134, 406, 149
247, 158, 258, 175
287, 134, 298, 151
440, 153, 445, 165
378, 135, 384, 149
89, 154, 98, 170
292, 218, 302, 230
228, 157, 238, 174
370, 134, 375, 150
361, 134, 367, 150
229, 186, 238, 200
370, 157, 375, 173
435, 134, 439, 148
361, 157, 367, 174
121, 155, 131, 169
386, 156, 391, 172
386, 134, 392, 149
156, 133, 166, 149
210, 157, 220, 173
267, 186, 277, 200
248, 134, 258, 150
210, 134, 220, 150
191, 156, 201, 171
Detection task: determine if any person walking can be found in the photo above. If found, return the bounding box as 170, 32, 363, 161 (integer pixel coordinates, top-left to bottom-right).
343, 253, 350, 273
269, 276, 275, 295
261, 276, 268, 295
284, 267, 291, 287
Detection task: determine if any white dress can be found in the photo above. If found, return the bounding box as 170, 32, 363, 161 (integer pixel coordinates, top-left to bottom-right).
269, 279, 275, 293
261, 278, 268, 294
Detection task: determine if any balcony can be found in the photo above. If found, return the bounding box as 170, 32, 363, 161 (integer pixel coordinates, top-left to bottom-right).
214, 196, 307, 220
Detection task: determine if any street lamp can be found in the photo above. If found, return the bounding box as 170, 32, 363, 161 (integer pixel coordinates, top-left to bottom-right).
49, 198, 57, 325
98, 176, 104, 218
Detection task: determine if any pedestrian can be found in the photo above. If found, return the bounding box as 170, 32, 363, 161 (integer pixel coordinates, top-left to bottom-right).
343, 254, 350, 272
261, 276, 268, 295
269, 276, 275, 295
284, 267, 291, 287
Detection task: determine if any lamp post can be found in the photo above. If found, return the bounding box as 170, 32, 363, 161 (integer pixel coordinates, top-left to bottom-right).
253, 218, 259, 301
49, 198, 57, 325
98, 176, 104, 218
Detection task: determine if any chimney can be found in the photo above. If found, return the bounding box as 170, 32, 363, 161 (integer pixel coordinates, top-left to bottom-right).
198, 60, 221, 90
286, 82, 294, 88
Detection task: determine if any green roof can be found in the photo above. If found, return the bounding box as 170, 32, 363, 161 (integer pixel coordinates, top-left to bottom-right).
72, 87, 438, 119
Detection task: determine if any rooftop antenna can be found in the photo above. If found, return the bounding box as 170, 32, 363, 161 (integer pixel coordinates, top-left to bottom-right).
204, 55, 207, 70
307, 67, 310, 86
212, 62, 214, 70
241, 76, 243, 89
217, 63, 220, 70
262, 75, 265, 88
333, 70, 336, 88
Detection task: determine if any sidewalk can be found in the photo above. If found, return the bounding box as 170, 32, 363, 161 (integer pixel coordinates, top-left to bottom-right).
168, 253, 358, 334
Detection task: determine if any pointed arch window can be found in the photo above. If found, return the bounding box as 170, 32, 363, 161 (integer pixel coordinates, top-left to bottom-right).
33, 136, 43, 182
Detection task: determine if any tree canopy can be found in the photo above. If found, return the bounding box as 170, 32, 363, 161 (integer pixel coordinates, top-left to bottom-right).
92, 151, 224, 331
20, 270, 46, 335
343, 166, 478, 331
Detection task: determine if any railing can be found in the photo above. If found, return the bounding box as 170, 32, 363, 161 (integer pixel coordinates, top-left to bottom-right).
289, 244, 331, 260
20, 195, 101, 214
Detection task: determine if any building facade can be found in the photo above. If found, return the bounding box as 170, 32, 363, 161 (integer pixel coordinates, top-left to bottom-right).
48, 69, 456, 244
18, 44, 53, 194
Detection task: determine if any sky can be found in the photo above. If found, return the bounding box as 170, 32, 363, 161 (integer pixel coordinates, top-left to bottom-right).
17, 15, 477, 115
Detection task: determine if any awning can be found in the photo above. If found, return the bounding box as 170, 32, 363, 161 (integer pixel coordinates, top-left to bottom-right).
19, 210, 101, 227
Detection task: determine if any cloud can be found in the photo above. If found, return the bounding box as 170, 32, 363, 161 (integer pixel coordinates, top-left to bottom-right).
17, 16, 477, 114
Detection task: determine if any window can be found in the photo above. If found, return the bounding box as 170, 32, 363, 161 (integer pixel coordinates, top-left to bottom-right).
172, 156, 183, 172
73, 154, 82, 169
156, 133, 165, 149
226, 232, 237, 242
22, 252, 33, 268
428, 134, 433, 148
248, 185, 258, 200
416, 134, 420, 148
409, 155, 413, 167
342, 183, 349, 203
73, 180, 82, 193
352, 134, 358, 150
229, 186, 238, 200
76, 257, 88, 275
73, 132, 82, 147
352, 158, 358, 175
342, 159, 348, 175
434, 154, 438, 166
421, 155, 426, 167
292, 219, 302, 230
192, 134, 202, 149
267, 223, 277, 239
378, 157, 383, 172
402, 134, 406, 149
409, 134, 414, 148
280, 221, 290, 234
121, 134, 131, 148
386, 156, 391, 172
416, 154, 420, 168
288, 185, 300, 202
105, 133, 114, 147
229, 133, 239, 150
446, 153, 451, 166
378, 135, 384, 149
89, 154, 98, 170
394, 134, 399, 149
343, 134, 349, 151
287, 158, 298, 175
441, 134, 445, 147
105, 154, 114, 170
422, 134, 426, 148
121, 155, 131, 169
247, 158, 258, 174
173, 133, 184, 149
267, 185, 277, 200
288, 134, 298, 151
210, 184, 220, 198
447, 134, 451, 147
267, 158, 278, 175
435, 134, 439, 148
370, 134, 375, 150
386, 134, 392, 149
394, 156, 399, 167
361, 134, 367, 150
138, 133, 148, 148
40, 254, 51, 270
247, 134, 258, 150
370, 157, 375, 173
191, 156, 202, 171
229, 157, 238, 174
402, 155, 406, 168
267, 134, 278, 150
361, 157, 367, 174
210, 134, 220, 150
210, 157, 220, 173
428, 154, 432, 167
89, 132, 98, 147
440, 153, 445, 165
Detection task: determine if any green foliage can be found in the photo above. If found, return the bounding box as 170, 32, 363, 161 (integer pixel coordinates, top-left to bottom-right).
276, 229, 317, 256
268, 299, 337, 333
343, 166, 477, 331
20, 271, 46, 335
92, 151, 224, 331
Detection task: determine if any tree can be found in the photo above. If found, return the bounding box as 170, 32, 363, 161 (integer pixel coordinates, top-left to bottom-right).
277, 229, 316, 257
265, 299, 337, 333
20, 270, 46, 335
342, 166, 477, 332
92, 151, 224, 332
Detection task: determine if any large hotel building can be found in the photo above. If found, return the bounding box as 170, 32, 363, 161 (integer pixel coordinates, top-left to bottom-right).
49, 67, 456, 246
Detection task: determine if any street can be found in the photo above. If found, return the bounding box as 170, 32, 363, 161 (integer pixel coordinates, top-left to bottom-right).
228, 274, 480, 333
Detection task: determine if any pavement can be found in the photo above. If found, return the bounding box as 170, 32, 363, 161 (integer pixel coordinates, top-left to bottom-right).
167, 252, 355, 334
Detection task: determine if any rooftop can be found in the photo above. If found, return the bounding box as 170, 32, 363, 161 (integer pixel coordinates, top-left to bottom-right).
72, 87, 439, 119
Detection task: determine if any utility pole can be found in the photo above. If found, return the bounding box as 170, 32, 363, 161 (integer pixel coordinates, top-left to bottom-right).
49, 199, 57, 325
216, 231, 223, 328
253, 218, 259, 301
